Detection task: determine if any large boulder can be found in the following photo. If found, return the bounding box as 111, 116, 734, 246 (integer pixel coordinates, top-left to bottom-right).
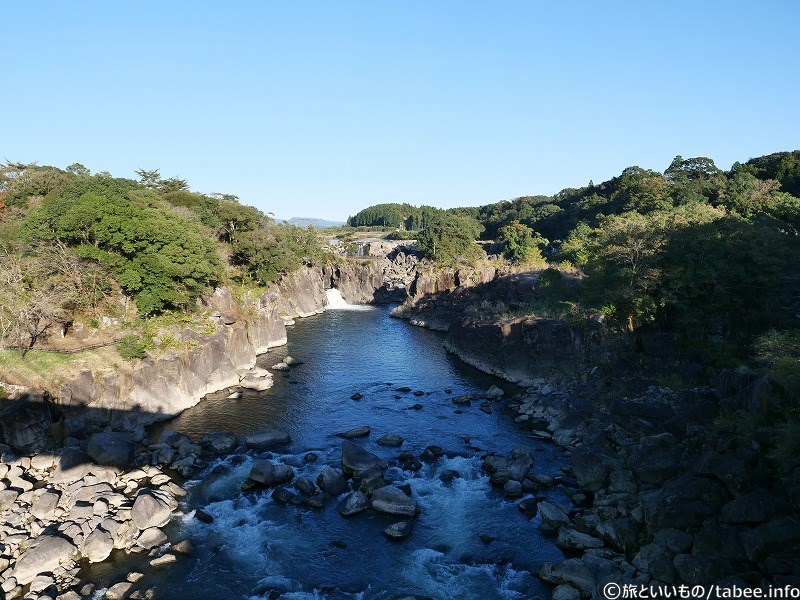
740, 516, 800, 562
11, 535, 79, 585
341, 441, 386, 475
628, 437, 683, 486
641, 476, 728, 531
538, 501, 570, 529
82, 527, 114, 563
86, 431, 136, 469
557, 528, 604, 552
337, 426, 371, 439
50, 448, 91, 484
539, 559, 595, 596
317, 467, 349, 496
200, 431, 238, 454
571, 447, 618, 491
338, 491, 370, 517
247, 460, 294, 487
245, 430, 291, 450
370, 486, 418, 517
31, 490, 60, 521
131, 491, 173, 530
720, 489, 791, 524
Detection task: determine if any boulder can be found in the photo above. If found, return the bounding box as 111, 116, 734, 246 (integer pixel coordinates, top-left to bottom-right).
245, 429, 291, 450
673, 553, 726, 585
240, 376, 273, 391
482, 455, 511, 474
87, 432, 136, 469
629, 442, 683, 486
485, 385, 504, 398
105, 581, 133, 600
137, 527, 168, 550
200, 432, 238, 454
172, 540, 195, 556
633, 543, 676, 583
247, 460, 294, 487
338, 491, 370, 517
641, 476, 728, 531
571, 447, 618, 491
131, 491, 172, 529
0, 489, 19, 511
337, 426, 371, 439
557, 528, 604, 552
539, 559, 594, 596
538, 501, 570, 529
341, 441, 386, 475
371, 485, 419, 517
31, 490, 60, 521
151, 553, 177, 567
377, 434, 404, 447
720, 489, 791, 524
317, 467, 349, 496
50, 447, 91, 484
383, 520, 414, 540
11, 535, 78, 585
272, 485, 296, 504
83, 527, 114, 562
552, 585, 581, 600
295, 476, 318, 496
503, 480, 523, 498
740, 516, 800, 562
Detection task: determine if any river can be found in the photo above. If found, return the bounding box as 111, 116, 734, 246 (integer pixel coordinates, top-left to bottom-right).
134, 297, 567, 599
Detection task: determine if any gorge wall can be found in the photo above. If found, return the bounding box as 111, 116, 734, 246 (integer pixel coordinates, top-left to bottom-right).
1, 256, 413, 449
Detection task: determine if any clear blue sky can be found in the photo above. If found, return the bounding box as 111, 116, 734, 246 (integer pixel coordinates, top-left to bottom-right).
4, 1, 799, 221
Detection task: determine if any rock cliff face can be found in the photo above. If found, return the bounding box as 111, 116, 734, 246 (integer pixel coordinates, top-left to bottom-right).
390, 263, 498, 330
49, 260, 390, 437
443, 316, 620, 384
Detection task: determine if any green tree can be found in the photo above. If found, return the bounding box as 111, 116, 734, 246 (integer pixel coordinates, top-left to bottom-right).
498, 220, 546, 264
416, 214, 484, 265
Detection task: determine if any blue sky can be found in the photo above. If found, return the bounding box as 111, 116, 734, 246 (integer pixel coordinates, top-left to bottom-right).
4, 1, 799, 221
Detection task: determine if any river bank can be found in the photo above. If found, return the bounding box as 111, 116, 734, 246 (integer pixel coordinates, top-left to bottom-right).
392, 266, 800, 596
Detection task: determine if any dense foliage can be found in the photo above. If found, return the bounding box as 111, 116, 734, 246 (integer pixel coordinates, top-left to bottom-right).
350, 151, 800, 345
0, 161, 322, 353
416, 213, 484, 266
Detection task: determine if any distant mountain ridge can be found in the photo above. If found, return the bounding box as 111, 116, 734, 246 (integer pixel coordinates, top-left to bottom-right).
281, 217, 345, 228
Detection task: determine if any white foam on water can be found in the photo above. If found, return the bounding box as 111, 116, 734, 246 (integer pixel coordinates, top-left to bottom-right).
401, 548, 532, 600
402, 456, 493, 558
324, 288, 374, 311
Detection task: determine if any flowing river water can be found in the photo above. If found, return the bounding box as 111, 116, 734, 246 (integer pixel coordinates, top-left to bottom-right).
124, 295, 567, 599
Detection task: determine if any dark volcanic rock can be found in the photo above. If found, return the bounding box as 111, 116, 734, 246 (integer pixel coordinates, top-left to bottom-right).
245, 429, 291, 450
383, 520, 414, 540
338, 426, 371, 439
740, 516, 800, 562
371, 486, 419, 517
86, 432, 135, 469
338, 491, 370, 517
248, 460, 294, 487
341, 441, 386, 474
720, 489, 792, 524
641, 476, 729, 531
317, 467, 349, 496
571, 447, 619, 491
377, 434, 404, 447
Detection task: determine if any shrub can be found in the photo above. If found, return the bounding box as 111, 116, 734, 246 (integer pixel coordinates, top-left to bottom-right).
116, 334, 147, 360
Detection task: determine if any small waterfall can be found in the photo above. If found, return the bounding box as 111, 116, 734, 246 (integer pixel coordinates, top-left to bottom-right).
324, 288, 374, 311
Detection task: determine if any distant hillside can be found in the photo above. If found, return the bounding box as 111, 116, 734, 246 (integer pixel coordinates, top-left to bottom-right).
284, 217, 345, 228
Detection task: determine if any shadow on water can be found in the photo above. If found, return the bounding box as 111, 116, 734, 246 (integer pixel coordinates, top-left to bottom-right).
0, 304, 568, 599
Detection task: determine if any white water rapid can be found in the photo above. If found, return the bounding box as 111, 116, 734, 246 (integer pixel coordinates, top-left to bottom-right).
324, 288, 374, 311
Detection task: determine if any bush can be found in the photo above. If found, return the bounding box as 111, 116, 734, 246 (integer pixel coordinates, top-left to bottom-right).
115, 334, 147, 360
